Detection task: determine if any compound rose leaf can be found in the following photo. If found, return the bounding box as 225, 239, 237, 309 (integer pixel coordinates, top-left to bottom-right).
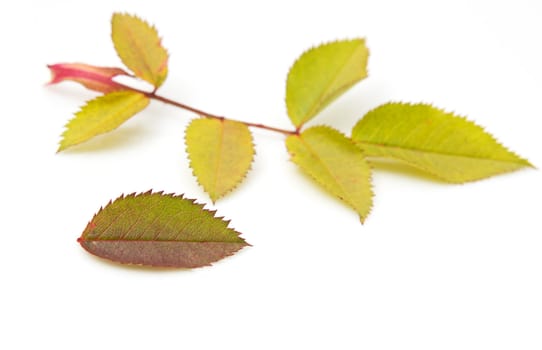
286, 126, 373, 222
286, 39, 369, 128
185, 118, 255, 202
78, 191, 249, 268
351, 102, 533, 183
111, 13, 168, 88
58, 90, 149, 152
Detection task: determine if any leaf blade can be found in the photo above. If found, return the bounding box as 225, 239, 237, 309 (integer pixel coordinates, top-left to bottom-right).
111, 13, 168, 88
286, 39, 369, 127
351, 102, 532, 182
78, 192, 249, 268
185, 118, 255, 202
58, 91, 149, 151
286, 126, 373, 222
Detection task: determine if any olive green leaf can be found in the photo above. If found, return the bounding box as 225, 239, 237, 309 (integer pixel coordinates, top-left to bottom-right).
286, 126, 373, 222
286, 39, 368, 128
352, 103, 533, 182
58, 90, 149, 152
185, 118, 255, 202
78, 191, 249, 268
111, 13, 168, 88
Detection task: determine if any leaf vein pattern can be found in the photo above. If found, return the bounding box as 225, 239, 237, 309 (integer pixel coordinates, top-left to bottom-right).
304, 46, 359, 122
299, 135, 348, 199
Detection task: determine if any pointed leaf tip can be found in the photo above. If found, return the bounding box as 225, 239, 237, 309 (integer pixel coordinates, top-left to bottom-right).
78, 191, 249, 268
58, 90, 149, 151
286, 126, 373, 221
185, 118, 255, 202
111, 13, 168, 89
351, 102, 533, 183
286, 39, 369, 128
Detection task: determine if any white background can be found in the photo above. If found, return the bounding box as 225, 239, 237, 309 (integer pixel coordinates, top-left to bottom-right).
1, 1, 541, 349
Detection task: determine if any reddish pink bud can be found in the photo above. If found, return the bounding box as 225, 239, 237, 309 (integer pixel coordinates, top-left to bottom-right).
47, 63, 130, 93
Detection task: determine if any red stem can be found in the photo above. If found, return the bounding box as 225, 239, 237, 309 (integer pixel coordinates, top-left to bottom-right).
124, 85, 298, 136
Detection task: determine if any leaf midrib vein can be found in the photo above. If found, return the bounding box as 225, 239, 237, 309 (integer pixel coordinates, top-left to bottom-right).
83, 239, 244, 244
120, 20, 157, 84
212, 120, 226, 198
357, 140, 523, 163
303, 45, 361, 123
298, 135, 349, 200
86, 93, 144, 136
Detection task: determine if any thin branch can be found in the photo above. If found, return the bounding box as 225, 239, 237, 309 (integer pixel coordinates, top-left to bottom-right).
124, 85, 297, 136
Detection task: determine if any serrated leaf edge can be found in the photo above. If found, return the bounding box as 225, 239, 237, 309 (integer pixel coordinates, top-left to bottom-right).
57, 91, 149, 152
288, 125, 374, 223
285, 38, 369, 128
80, 190, 249, 245
184, 118, 256, 203
353, 102, 534, 183
111, 12, 169, 88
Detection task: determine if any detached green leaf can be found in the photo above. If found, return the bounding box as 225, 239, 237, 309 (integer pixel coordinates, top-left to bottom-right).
352, 103, 533, 182
78, 191, 249, 268
58, 91, 149, 151
111, 13, 168, 88
286, 39, 368, 128
286, 126, 373, 222
185, 118, 255, 202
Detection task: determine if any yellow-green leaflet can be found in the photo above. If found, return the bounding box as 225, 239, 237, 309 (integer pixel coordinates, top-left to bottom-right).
58, 91, 149, 151
185, 118, 255, 202
111, 13, 168, 88
351, 103, 532, 183
286, 39, 368, 128
286, 126, 373, 222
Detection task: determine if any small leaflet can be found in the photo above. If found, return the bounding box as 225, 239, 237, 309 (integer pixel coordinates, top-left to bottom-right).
185, 118, 255, 202
111, 13, 169, 88
58, 91, 149, 151
286, 126, 373, 222
286, 39, 369, 128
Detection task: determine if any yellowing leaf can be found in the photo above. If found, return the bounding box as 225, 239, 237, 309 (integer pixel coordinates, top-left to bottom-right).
185, 118, 254, 202
58, 91, 149, 151
286, 126, 373, 222
78, 191, 249, 268
111, 13, 168, 88
352, 103, 533, 183
286, 39, 369, 128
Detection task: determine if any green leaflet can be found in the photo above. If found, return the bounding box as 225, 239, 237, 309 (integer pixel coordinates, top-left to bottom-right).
111, 13, 168, 88
286, 126, 373, 222
78, 191, 249, 268
185, 118, 255, 202
351, 103, 532, 183
286, 39, 368, 128
58, 91, 149, 151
